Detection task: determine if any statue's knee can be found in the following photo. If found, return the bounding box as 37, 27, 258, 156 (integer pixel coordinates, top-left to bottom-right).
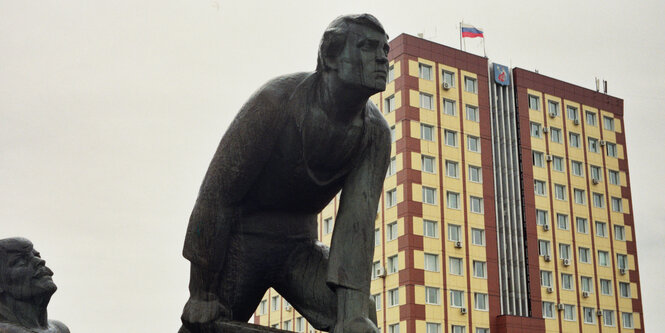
367, 296, 378, 324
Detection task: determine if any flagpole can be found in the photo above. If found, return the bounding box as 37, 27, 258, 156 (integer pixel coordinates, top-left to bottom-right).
483, 36, 487, 57
459, 22, 462, 51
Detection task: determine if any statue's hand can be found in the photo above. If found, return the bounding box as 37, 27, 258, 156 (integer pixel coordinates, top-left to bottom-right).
181, 294, 229, 332
333, 317, 379, 333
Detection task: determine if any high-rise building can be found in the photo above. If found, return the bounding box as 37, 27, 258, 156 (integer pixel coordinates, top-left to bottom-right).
254, 33, 644, 333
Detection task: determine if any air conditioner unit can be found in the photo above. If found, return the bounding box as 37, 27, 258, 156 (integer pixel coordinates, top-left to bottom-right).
557, 304, 565, 311
543, 224, 550, 231
549, 112, 557, 118
546, 155, 553, 162
455, 241, 463, 248
597, 309, 603, 317
600, 140, 606, 146
582, 291, 590, 298
573, 119, 580, 125
460, 307, 467, 314
620, 268, 627, 275
592, 178, 599, 185
376, 266, 386, 278
442, 82, 451, 90
563, 258, 571, 266
542, 127, 549, 133
546, 287, 554, 294
285, 305, 292, 311
544, 255, 551, 262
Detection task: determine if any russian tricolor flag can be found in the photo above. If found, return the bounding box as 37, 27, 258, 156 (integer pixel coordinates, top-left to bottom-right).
461, 23, 484, 38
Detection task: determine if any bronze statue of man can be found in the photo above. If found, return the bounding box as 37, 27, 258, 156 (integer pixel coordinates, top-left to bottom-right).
0, 238, 70, 333
180, 14, 390, 333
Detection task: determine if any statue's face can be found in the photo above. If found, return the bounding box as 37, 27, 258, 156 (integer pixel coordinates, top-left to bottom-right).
334, 24, 390, 93
0, 238, 56, 300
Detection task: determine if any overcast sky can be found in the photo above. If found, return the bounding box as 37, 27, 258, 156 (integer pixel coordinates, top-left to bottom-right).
1, 1, 663, 332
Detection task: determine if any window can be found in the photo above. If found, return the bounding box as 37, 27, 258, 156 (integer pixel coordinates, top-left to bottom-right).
617, 254, 628, 270
563, 304, 576, 321
583, 307, 596, 324
536, 209, 548, 226
548, 100, 559, 116
593, 193, 604, 208
614, 225, 625, 241
450, 290, 464, 307
371, 261, 381, 279
386, 189, 397, 207
550, 127, 562, 143
534, 180, 547, 196
425, 287, 440, 305
468, 165, 482, 183
384, 95, 395, 113
422, 187, 436, 205
598, 250, 610, 267
470, 196, 483, 213
389, 323, 400, 333
542, 302, 555, 319
561, 273, 573, 290
423, 220, 438, 238
533, 151, 544, 167
596, 221, 607, 237
619, 282, 631, 298
606, 142, 617, 157
476, 329, 489, 333
567, 106, 579, 121
552, 155, 564, 171
271, 295, 280, 311
443, 99, 456, 116
579, 247, 591, 263
386, 157, 397, 177
603, 116, 615, 131
581, 276, 593, 293
420, 93, 434, 110
464, 76, 477, 93
559, 243, 571, 260
323, 217, 333, 235
419, 63, 432, 80
471, 228, 485, 246
557, 213, 569, 230
421, 155, 435, 173
387, 222, 398, 241
571, 160, 584, 176
449, 257, 463, 275
528, 95, 540, 110
600, 279, 612, 295
554, 184, 566, 201
390, 125, 396, 143
259, 300, 267, 315
387, 288, 399, 307
603, 310, 615, 327
421, 124, 434, 141
387, 65, 395, 82
271, 324, 278, 329
609, 170, 620, 185
590, 165, 602, 182
538, 240, 551, 256
296, 317, 305, 332
452, 326, 465, 333
375, 228, 381, 246
448, 224, 461, 242
541, 270, 552, 287
575, 217, 589, 234
427, 323, 442, 333
467, 135, 480, 152
466, 105, 479, 122
474, 293, 488, 310
447, 191, 460, 209
387, 255, 398, 274
444, 130, 458, 146
442, 70, 455, 87
424, 253, 439, 272
473, 260, 487, 278
622, 312, 634, 329
530, 122, 542, 137
446, 160, 459, 178
586, 110, 597, 126
283, 320, 292, 330
574, 189, 585, 205
569, 132, 581, 148
611, 197, 623, 212
372, 293, 381, 310
588, 137, 599, 153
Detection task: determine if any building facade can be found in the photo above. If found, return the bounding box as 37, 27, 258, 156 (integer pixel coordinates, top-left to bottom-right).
254, 34, 644, 333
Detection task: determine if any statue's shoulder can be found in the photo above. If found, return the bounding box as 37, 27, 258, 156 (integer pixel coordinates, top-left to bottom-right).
365, 100, 391, 138
0, 322, 29, 333
253, 72, 313, 105
49, 320, 70, 333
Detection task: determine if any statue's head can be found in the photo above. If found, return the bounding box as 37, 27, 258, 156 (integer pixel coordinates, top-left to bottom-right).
0, 238, 57, 301
317, 14, 390, 93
